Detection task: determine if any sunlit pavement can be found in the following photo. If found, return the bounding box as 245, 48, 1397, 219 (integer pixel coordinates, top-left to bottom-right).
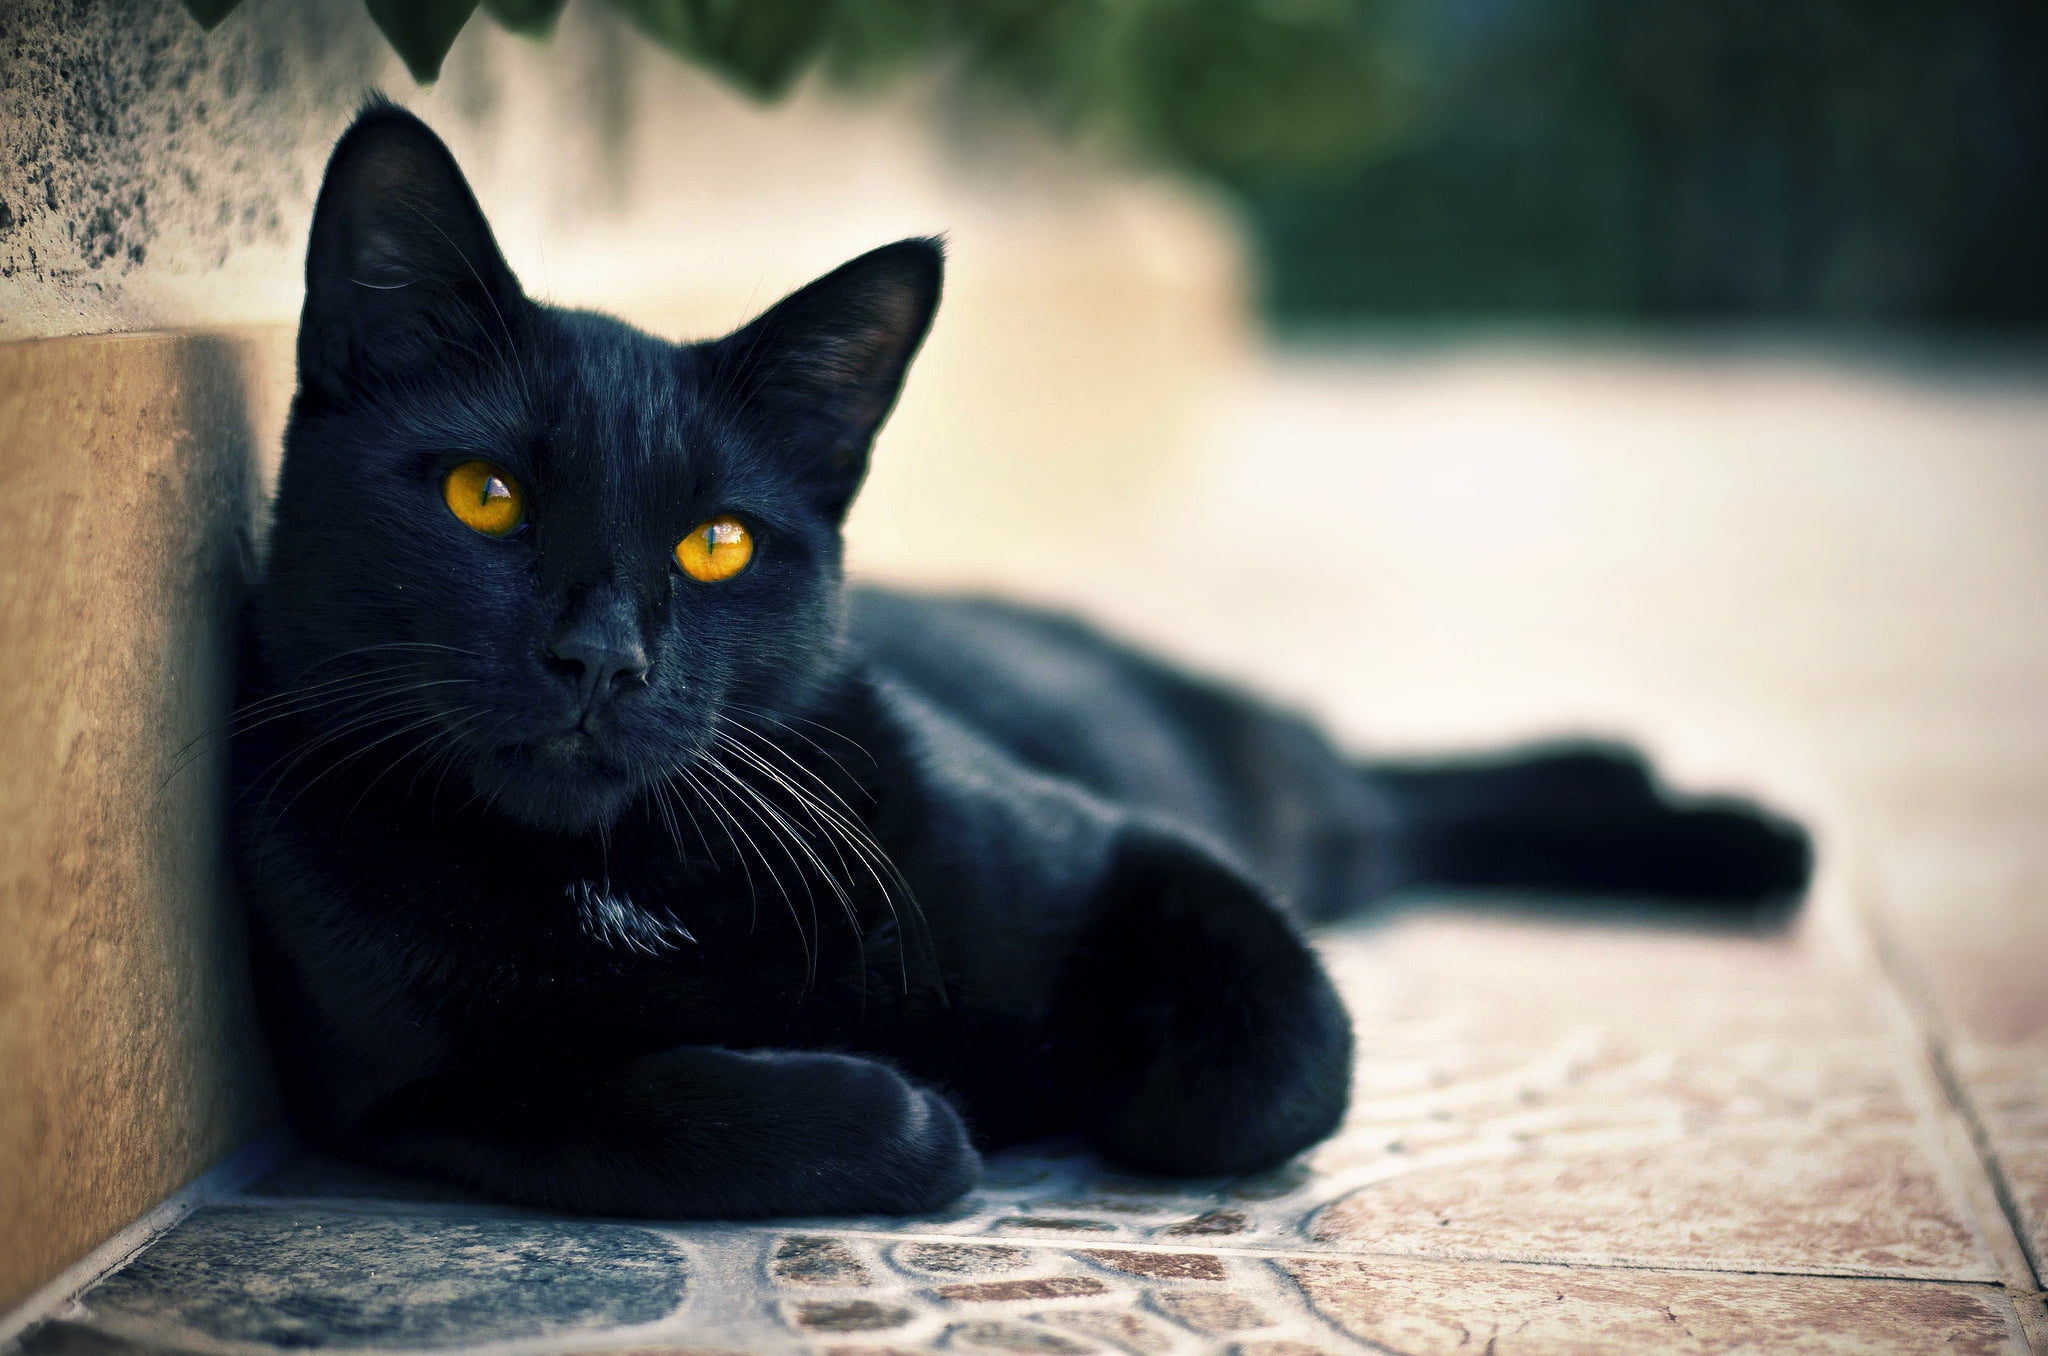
18, 345, 2048, 1354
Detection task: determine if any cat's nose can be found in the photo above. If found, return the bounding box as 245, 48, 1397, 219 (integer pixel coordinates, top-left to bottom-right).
547, 629, 651, 710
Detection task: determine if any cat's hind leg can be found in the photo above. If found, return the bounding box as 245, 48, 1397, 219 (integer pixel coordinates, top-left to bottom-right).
1361, 740, 1812, 911
1052, 825, 1353, 1176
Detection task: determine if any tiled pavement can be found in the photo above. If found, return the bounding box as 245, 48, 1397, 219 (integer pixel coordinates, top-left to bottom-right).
11, 877, 2044, 1355
8, 351, 2046, 1353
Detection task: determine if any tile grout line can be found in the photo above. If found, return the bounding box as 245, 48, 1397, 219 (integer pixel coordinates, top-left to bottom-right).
771, 1226, 2026, 1287
1825, 845, 2048, 1353
1862, 890, 2047, 1290
0, 1132, 289, 1352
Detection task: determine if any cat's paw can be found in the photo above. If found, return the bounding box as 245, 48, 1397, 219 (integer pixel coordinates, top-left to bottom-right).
1063, 827, 1353, 1178
770, 1050, 982, 1216
1661, 800, 1814, 903
356, 1045, 979, 1221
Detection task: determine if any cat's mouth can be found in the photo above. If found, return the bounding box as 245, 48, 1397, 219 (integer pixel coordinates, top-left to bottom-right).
467, 727, 648, 832
530, 728, 612, 768
468, 717, 714, 834
504, 727, 645, 793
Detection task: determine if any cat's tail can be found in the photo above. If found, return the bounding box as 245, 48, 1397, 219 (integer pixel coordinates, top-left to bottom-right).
1341, 741, 1812, 925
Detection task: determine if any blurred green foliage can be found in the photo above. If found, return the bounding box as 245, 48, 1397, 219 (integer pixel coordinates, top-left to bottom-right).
801, 0, 1409, 185
360, 0, 479, 81
479, 0, 571, 39
610, 0, 835, 100
1250, 0, 2048, 329
184, 0, 2043, 328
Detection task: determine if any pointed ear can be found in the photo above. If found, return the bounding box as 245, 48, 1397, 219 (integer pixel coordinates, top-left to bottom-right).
298, 100, 523, 402
712, 238, 943, 519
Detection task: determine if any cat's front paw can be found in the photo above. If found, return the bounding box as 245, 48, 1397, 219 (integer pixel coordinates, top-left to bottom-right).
1061, 828, 1353, 1178
776, 1051, 982, 1216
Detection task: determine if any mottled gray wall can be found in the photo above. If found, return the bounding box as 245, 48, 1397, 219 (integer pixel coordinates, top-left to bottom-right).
1, 0, 397, 336
0, 0, 699, 340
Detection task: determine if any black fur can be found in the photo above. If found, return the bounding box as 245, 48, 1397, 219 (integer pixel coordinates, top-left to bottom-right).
234, 103, 1811, 1219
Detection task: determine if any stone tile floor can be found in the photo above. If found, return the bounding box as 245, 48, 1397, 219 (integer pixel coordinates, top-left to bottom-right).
11, 883, 2044, 1355
10, 349, 2047, 1353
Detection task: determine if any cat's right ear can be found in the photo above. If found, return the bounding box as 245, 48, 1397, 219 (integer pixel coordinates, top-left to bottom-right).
298, 100, 523, 402
706, 239, 942, 522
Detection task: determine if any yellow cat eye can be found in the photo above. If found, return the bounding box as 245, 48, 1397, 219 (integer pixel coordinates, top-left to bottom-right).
442, 460, 526, 537
675, 515, 754, 582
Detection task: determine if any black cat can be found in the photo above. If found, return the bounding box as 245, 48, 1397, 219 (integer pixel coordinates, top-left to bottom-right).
233, 102, 1810, 1219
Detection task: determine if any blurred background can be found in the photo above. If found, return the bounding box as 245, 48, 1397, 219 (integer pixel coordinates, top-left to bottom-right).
3, 0, 2046, 1325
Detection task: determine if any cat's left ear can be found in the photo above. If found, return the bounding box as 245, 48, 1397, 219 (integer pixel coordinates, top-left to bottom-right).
298, 100, 524, 403
713, 238, 942, 520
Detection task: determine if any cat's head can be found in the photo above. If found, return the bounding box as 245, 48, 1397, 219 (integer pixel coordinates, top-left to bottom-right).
259, 101, 939, 833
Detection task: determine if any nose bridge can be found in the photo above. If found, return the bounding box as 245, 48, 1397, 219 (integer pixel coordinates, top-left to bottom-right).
536, 407, 669, 705
557, 573, 641, 650
549, 573, 652, 708
539, 462, 654, 645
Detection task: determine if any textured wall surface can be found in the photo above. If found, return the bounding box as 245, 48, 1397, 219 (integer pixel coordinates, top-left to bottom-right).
0, 0, 1240, 344
0, 331, 285, 1308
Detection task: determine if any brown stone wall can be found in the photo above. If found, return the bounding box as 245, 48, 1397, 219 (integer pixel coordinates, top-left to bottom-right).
0, 332, 285, 1308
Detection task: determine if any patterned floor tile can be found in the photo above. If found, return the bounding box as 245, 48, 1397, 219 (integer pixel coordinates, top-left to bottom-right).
22, 1205, 2030, 1356
711, 914, 1993, 1283
1302, 914, 1998, 1279
19, 1204, 690, 1352
1283, 1254, 2029, 1355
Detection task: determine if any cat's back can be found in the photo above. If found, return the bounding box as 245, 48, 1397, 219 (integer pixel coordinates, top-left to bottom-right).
847, 587, 1229, 816
845, 587, 1382, 891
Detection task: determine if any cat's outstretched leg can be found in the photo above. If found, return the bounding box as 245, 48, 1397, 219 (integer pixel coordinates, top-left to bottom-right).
1053, 825, 1353, 1176
1360, 740, 1812, 912
340, 1046, 980, 1218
